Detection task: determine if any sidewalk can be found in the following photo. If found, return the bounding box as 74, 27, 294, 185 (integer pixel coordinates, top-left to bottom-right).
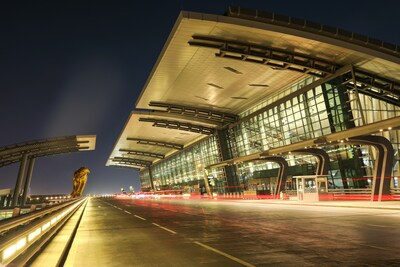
234, 198, 400, 210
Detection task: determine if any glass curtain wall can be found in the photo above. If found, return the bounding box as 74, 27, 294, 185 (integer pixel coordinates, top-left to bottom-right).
349, 92, 400, 189
149, 135, 224, 194
227, 75, 396, 191
139, 169, 151, 191
139, 74, 399, 194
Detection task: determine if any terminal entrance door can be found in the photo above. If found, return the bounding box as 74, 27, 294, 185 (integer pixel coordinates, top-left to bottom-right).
295, 175, 328, 201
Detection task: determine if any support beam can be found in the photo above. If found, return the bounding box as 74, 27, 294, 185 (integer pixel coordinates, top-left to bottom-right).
21, 158, 35, 206
291, 148, 330, 175
349, 136, 394, 201
189, 35, 338, 77
255, 156, 289, 197
0, 135, 96, 168
149, 101, 238, 125
148, 167, 155, 191
119, 149, 164, 159
342, 69, 400, 107
12, 154, 28, 207
127, 138, 183, 150
112, 164, 142, 171
112, 157, 152, 167
139, 118, 215, 135
136, 109, 224, 127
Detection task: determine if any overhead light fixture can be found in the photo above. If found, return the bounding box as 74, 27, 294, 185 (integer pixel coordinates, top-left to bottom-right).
231, 96, 248, 100
224, 66, 242, 74
195, 95, 209, 101
207, 83, 223, 89
249, 83, 269, 87
271, 66, 284, 70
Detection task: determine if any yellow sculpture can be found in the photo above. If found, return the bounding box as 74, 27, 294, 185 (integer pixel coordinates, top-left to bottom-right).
71, 167, 90, 198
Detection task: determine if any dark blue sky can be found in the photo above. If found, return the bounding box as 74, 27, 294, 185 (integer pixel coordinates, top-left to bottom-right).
1, 0, 399, 195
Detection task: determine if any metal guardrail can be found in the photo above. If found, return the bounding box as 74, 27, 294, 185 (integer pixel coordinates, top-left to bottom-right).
0, 199, 80, 234
391, 188, 400, 195
0, 197, 87, 266
329, 188, 372, 194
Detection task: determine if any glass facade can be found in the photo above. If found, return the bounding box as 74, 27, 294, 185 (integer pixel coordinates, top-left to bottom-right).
140, 71, 400, 195
349, 92, 400, 179
141, 135, 224, 194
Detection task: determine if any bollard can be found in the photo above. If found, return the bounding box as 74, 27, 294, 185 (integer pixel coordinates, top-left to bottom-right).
30, 205, 36, 212
12, 207, 21, 217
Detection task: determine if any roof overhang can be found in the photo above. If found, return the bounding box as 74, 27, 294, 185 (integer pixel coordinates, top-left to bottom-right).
76, 135, 96, 150
0, 135, 96, 168
108, 8, 400, 171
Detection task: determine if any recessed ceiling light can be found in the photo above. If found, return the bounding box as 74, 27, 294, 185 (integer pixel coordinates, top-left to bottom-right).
224, 66, 242, 74
271, 66, 284, 70
249, 83, 269, 87
207, 83, 223, 89
195, 95, 209, 101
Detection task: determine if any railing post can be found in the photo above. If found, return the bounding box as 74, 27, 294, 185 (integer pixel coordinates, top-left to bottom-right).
12, 154, 28, 207
12, 207, 21, 217
22, 158, 35, 206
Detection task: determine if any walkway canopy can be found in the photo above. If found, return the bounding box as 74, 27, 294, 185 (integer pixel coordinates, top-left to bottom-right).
1, 135, 96, 207
0, 135, 96, 167
107, 6, 399, 171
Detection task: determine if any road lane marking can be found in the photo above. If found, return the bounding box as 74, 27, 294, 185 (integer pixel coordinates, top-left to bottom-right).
360, 244, 388, 250
134, 215, 146, 220
152, 223, 177, 234
117, 207, 123, 210
124, 210, 131, 214
194, 241, 255, 267
366, 224, 387, 228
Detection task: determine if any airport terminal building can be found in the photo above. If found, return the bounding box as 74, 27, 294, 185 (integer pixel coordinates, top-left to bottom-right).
107, 7, 400, 200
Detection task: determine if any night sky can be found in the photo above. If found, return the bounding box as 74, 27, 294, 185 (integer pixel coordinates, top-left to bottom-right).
1, 0, 399, 195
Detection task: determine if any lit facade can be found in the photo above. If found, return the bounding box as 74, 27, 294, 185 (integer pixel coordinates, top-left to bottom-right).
108, 7, 400, 199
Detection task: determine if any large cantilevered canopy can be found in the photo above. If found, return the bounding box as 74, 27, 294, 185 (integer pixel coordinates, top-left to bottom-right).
108, 7, 400, 170
0, 135, 96, 167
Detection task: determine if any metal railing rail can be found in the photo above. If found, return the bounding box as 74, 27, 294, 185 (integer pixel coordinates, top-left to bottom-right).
390, 188, 400, 195
328, 188, 372, 194
0, 198, 87, 266
0, 198, 81, 234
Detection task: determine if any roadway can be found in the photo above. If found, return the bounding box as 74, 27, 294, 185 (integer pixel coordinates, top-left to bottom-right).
34, 197, 400, 266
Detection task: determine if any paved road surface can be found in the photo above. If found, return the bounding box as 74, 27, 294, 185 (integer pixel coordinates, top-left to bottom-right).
63, 197, 400, 266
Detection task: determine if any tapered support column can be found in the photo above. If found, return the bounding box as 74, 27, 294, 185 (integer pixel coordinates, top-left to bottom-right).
216, 129, 240, 193
148, 167, 155, 191
267, 157, 288, 197
349, 135, 394, 201
22, 158, 35, 206
254, 154, 289, 198
292, 148, 330, 175
12, 154, 28, 207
